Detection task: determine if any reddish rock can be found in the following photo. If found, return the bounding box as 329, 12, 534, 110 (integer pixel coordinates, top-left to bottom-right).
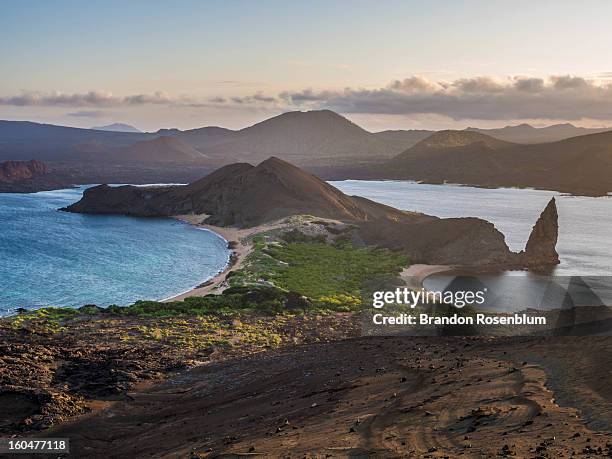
0, 160, 48, 182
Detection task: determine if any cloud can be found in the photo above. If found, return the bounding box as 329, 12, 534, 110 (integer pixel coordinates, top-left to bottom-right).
6, 75, 612, 122
0, 91, 176, 107
66, 110, 107, 118
279, 75, 612, 121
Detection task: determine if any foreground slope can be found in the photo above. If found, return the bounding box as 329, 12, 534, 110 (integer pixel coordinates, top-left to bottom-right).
42, 335, 612, 458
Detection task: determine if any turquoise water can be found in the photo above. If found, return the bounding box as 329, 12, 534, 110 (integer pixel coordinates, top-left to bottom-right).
0, 186, 229, 315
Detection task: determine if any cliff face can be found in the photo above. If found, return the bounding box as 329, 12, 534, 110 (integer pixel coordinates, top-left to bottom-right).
520, 198, 560, 267
0, 160, 48, 182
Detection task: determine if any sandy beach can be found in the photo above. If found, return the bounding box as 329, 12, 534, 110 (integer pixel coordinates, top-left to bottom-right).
164, 215, 290, 301
400, 264, 454, 290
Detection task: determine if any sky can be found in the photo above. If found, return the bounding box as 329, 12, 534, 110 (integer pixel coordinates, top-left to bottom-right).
2, 0, 612, 132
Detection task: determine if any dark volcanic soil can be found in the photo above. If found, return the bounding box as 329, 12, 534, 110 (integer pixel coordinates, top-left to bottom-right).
42, 336, 612, 458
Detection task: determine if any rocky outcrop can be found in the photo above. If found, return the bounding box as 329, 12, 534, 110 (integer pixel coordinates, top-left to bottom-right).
0, 160, 48, 182
358, 198, 559, 269
520, 197, 560, 268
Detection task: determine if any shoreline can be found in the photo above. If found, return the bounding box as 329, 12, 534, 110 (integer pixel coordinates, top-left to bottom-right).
163, 215, 291, 301
163, 216, 251, 301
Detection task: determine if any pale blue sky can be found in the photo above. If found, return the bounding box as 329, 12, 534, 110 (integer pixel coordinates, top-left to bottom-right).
2, 1, 612, 131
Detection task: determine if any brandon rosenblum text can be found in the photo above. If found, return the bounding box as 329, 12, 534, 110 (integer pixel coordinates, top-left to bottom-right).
372, 313, 547, 326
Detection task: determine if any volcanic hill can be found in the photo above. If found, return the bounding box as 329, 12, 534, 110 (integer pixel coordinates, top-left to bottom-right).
385, 128, 612, 195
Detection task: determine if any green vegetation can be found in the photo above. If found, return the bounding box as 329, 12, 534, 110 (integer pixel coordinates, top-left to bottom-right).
109, 286, 292, 316
133, 316, 283, 349
8, 307, 79, 333
230, 234, 409, 311
266, 242, 407, 297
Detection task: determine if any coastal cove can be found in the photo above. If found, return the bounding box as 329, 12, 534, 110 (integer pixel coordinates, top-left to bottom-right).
0, 186, 230, 315
3, 178, 611, 315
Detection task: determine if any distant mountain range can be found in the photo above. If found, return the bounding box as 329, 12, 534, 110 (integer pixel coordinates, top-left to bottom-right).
113, 136, 208, 163
376, 123, 611, 146
466, 123, 611, 144
2, 112, 610, 166
0, 111, 405, 165
2, 111, 612, 195
0, 120, 150, 161
371, 129, 434, 151
92, 123, 142, 133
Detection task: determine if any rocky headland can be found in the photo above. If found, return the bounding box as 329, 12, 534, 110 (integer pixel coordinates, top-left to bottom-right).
64, 156, 560, 271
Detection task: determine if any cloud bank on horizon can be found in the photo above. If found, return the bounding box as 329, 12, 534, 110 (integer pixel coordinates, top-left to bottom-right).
281, 75, 612, 122
3, 75, 612, 128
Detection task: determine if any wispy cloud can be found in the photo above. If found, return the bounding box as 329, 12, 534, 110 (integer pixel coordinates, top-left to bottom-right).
0, 91, 175, 107
66, 110, 108, 118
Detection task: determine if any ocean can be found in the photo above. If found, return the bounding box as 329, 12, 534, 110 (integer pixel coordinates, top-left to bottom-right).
331, 180, 612, 276
331, 180, 612, 313
0, 186, 229, 315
